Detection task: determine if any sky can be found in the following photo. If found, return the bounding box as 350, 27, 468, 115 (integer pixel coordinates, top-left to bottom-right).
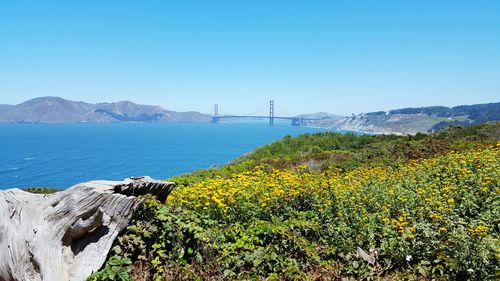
0, 0, 499, 116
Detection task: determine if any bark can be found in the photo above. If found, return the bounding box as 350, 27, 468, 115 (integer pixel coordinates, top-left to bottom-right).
0, 176, 174, 281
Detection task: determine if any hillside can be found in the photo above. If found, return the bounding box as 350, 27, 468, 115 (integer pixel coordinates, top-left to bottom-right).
90, 123, 500, 281
0, 97, 211, 123
308, 102, 500, 135
294, 112, 343, 120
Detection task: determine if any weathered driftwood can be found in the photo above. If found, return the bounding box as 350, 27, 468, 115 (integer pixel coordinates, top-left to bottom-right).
0, 176, 174, 281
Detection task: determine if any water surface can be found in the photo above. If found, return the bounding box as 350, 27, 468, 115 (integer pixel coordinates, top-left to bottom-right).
0, 122, 325, 189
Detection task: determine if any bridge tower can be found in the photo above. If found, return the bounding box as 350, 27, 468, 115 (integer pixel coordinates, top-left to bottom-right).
212, 104, 219, 123
269, 100, 275, 126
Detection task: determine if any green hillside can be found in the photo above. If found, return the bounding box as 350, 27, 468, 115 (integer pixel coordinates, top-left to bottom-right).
89, 124, 500, 281
310, 102, 500, 135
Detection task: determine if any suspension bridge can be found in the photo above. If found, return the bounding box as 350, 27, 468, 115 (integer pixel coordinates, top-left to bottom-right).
211, 100, 322, 126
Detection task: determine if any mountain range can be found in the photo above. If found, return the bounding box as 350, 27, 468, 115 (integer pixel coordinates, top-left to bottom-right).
0, 97, 211, 123
1, 97, 499, 134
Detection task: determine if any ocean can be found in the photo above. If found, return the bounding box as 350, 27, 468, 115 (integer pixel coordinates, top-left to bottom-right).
0, 122, 327, 189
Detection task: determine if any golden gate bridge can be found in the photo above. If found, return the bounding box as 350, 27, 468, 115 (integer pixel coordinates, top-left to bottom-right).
211, 100, 323, 126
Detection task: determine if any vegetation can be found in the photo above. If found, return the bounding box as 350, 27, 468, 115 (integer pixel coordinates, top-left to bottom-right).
23, 187, 60, 194
388, 102, 500, 123
381, 102, 500, 132
89, 123, 500, 280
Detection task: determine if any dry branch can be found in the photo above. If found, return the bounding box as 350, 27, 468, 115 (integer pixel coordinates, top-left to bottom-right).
0, 176, 174, 281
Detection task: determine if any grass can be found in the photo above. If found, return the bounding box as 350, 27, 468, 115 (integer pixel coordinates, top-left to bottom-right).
23, 187, 61, 194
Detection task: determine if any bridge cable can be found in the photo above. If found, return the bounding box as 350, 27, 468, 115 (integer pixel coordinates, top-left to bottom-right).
274, 103, 293, 117
244, 104, 269, 117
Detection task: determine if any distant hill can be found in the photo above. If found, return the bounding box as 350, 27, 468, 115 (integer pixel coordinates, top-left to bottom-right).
294, 112, 343, 120
0, 97, 211, 123
309, 102, 500, 134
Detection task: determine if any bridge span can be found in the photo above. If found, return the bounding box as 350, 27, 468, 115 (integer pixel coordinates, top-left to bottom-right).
211, 101, 322, 126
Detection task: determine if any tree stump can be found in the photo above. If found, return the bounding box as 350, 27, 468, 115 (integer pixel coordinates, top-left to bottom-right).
0, 176, 175, 281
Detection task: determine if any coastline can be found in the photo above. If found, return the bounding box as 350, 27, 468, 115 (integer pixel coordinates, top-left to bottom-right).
304, 124, 408, 136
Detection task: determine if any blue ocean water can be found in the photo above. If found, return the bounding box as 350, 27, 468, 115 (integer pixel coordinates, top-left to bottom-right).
0, 122, 326, 189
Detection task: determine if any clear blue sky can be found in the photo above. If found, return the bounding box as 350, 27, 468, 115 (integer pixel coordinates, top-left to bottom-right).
0, 0, 499, 116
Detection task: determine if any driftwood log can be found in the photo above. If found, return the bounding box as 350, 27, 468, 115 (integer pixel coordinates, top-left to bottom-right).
0, 176, 174, 281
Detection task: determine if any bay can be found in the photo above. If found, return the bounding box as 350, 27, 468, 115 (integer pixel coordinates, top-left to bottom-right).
0, 122, 326, 189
